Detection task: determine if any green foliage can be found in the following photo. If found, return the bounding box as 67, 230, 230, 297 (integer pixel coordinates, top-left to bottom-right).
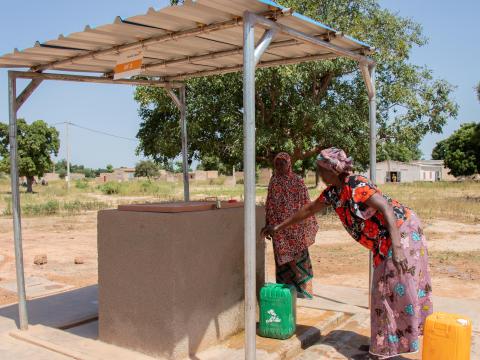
62, 200, 110, 214
99, 181, 121, 195
136, 0, 458, 172
432, 123, 480, 177
134, 160, 160, 178
477, 82, 480, 102
55, 159, 109, 178
75, 179, 90, 190
106, 164, 114, 173
2, 198, 109, 216
0, 119, 60, 192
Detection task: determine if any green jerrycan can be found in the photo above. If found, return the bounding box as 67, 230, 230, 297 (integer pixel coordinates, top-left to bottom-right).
258, 283, 296, 340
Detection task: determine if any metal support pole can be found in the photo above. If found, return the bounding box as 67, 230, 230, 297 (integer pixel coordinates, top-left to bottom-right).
243, 11, 256, 360
166, 86, 190, 202
179, 85, 190, 202
367, 65, 377, 309
66, 122, 71, 190
8, 72, 29, 330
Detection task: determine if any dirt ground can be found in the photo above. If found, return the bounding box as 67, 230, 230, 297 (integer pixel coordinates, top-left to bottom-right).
0, 210, 479, 306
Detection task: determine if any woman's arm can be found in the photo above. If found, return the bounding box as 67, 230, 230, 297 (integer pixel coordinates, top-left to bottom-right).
261, 197, 326, 238
365, 193, 408, 274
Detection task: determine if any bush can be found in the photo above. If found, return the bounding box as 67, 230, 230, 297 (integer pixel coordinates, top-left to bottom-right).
99, 182, 121, 195
63, 200, 110, 214
23, 200, 60, 216
75, 179, 90, 190
139, 180, 160, 194
208, 177, 226, 186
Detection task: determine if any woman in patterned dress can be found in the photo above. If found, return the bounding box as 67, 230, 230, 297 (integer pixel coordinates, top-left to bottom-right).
261, 148, 433, 359
264, 152, 319, 299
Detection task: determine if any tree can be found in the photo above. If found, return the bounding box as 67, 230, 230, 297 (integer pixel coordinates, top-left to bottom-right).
54, 159, 97, 179
135, 0, 458, 173
106, 164, 114, 173
0, 119, 60, 192
432, 123, 480, 177
135, 160, 160, 178
477, 82, 480, 102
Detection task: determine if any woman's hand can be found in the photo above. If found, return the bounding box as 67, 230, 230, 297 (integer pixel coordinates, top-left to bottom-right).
260, 225, 276, 239
392, 245, 409, 274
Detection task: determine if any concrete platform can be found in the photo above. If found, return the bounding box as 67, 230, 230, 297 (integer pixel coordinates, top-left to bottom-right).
8, 306, 349, 360
10, 324, 156, 360
1, 283, 477, 359
166, 307, 349, 360
0, 333, 71, 360
0, 285, 98, 333
0, 276, 74, 299
294, 283, 480, 360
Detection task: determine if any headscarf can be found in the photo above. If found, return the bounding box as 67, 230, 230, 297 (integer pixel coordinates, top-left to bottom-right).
316, 147, 353, 175
265, 152, 319, 265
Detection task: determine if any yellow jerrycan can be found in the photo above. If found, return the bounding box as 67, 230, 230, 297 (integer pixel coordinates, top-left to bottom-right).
423, 312, 472, 360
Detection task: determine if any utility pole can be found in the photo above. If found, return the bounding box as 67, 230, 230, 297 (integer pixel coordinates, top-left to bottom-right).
66, 122, 71, 190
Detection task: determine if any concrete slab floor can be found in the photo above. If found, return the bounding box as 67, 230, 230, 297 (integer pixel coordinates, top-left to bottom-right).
195, 307, 349, 360
0, 333, 71, 360
64, 319, 98, 340
293, 283, 480, 360
0, 285, 97, 333
0, 276, 74, 299
1, 283, 477, 359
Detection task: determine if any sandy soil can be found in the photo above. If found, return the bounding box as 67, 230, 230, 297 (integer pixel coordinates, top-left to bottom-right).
0, 212, 479, 306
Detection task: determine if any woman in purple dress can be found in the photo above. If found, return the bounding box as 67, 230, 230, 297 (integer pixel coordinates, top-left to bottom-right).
261, 148, 433, 359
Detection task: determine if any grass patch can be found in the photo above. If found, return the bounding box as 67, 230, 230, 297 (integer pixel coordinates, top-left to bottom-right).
430, 250, 480, 264
98, 180, 179, 197
3, 198, 110, 216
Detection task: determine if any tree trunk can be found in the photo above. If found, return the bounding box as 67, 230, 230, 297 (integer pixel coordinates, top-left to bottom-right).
26, 176, 34, 193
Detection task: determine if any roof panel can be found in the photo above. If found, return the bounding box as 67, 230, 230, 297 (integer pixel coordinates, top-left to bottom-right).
0, 0, 373, 79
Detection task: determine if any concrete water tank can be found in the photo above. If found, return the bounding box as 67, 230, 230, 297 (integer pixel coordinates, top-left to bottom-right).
98, 202, 265, 359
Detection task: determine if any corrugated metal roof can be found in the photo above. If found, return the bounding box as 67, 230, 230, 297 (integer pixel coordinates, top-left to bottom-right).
0, 0, 373, 81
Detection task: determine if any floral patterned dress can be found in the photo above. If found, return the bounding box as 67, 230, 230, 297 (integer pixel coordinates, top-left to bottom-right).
319, 175, 433, 358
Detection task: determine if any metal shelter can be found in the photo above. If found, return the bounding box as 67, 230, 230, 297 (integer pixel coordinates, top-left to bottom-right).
0, 0, 376, 358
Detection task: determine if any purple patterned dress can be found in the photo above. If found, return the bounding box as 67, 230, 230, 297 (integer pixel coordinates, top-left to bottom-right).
320, 175, 433, 358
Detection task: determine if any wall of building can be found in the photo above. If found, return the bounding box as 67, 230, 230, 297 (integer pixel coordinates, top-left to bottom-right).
373, 161, 421, 184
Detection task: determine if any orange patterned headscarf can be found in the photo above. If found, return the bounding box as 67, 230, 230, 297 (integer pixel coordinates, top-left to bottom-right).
316, 147, 353, 175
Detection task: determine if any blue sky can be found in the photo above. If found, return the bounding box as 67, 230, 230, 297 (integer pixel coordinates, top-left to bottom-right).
0, 0, 478, 168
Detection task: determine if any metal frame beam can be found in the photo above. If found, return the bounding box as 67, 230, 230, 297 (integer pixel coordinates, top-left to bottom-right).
7, 70, 189, 331
241, 12, 376, 358
249, 13, 374, 66
166, 52, 342, 81
10, 71, 181, 88
254, 29, 278, 65
6, 11, 377, 352
16, 79, 43, 111
142, 34, 338, 74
